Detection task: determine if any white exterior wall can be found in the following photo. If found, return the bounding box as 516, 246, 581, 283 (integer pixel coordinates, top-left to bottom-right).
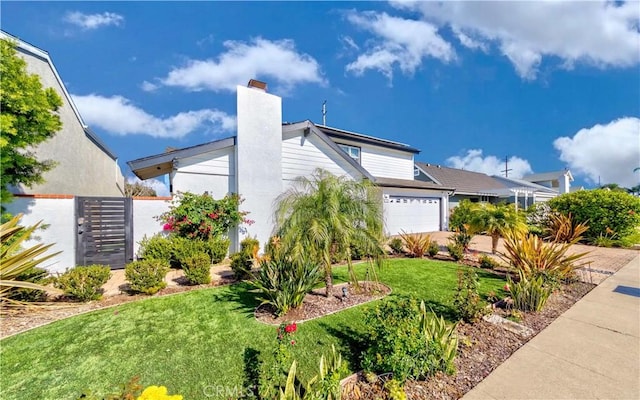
360, 146, 414, 180
12, 40, 125, 197
282, 132, 361, 184
4, 197, 76, 274
235, 86, 283, 252
132, 198, 171, 258
172, 147, 235, 199
330, 137, 414, 179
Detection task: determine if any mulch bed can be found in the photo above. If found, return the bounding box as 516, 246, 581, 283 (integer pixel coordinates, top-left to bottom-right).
341, 280, 594, 400
255, 281, 391, 325
0, 277, 235, 339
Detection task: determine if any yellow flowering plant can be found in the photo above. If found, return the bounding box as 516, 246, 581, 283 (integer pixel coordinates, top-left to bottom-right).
137, 385, 182, 400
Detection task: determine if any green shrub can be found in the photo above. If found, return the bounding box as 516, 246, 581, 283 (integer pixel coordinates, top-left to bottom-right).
446, 243, 464, 261
182, 252, 211, 285
125, 259, 169, 295
449, 200, 476, 231
427, 240, 440, 257
361, 296, 457, 384
240, 237, 260, 257
137, 234, 173, 262
171, 236, 208, 268
388, 237, 404, 255
453, 267, 488, 323
450, 228, 473, 252
5, 266, 49, 302
478, 254, 500, 269
549, 189, 640, 242
54, 265, 111, 302
509, 271, 552, 312
249, 257, 321, 316
230, 251, 253, 280
205, 237, 229, 263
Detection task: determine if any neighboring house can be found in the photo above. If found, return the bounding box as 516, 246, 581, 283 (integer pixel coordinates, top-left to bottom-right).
414, 162, 502, 208
522, 170, 573, 194
487, 175, 559, 209
129, 81, 453, 250
1, 31, 124, 197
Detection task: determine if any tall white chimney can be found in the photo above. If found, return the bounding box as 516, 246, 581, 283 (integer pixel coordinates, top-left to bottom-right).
234, 81, 283, 251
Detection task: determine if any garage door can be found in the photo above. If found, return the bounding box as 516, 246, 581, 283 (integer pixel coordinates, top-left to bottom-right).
383, 196, 441, 235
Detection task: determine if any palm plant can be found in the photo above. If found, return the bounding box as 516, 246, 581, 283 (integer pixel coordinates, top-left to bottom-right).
274, 169, 385, 296
1, 214, 61, 305
469, 203, 527, 253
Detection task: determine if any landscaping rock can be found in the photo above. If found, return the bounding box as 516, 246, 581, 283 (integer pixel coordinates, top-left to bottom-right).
483, 313, 534, 338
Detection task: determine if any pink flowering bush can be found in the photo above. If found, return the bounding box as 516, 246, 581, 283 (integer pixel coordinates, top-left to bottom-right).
158, 192, 253, 240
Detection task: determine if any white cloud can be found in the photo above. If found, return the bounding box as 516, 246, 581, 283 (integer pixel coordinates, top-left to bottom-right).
63, 11, 124, 30
140, 81, 159, 92
126, 176, 170, 197
345, 11, 455, 80
446, 149, 533, 179
554, 117, 640, 188
451, 26, 488, 52
394, 1, 640, 79
72, 94, 236, 138
157, 37, 325, 93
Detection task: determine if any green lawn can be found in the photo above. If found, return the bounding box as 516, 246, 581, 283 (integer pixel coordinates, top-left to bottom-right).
0, 259, 506, 399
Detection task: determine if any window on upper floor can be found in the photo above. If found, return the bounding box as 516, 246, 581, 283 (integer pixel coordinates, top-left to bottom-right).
338, 144, 361, 164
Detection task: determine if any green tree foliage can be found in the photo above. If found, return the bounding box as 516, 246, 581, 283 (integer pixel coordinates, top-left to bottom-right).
0, 39, 62, 204
469, 203, 527, 253
549, 189, 640, 242
274, 169, 385, 296
448, 199, 476, 231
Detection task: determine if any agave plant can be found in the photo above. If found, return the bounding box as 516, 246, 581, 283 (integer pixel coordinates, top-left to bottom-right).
500, 230, 589, 282
419, 301, 458, 375
1, 214, 61, 304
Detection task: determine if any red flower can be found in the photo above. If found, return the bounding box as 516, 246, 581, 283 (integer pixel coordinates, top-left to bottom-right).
285, 322, 297, 333
504, 284, 511, 292
162, 223, 173, 231
290, 340, 296, 346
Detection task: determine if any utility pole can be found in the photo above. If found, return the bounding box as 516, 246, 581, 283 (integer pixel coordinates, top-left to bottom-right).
322, 100, 327, 125
501, 155, 512, 178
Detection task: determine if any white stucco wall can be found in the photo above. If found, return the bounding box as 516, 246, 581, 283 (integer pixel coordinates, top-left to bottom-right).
132, 198, 172, 258
282, 131, 362, 184
235, 85, 283, 252
4, 197, 76, 274
10, 38, 125, 197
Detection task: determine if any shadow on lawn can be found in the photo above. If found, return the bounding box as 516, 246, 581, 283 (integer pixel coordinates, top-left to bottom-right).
211, 283, 260, 318
317, 321, 367, 369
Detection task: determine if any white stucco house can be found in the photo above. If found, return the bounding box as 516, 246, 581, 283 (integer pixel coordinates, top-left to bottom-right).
128, 81, 453, 250
1, 31, 125, 197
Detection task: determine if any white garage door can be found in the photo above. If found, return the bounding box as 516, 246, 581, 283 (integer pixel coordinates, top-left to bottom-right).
384, 196, 441, 235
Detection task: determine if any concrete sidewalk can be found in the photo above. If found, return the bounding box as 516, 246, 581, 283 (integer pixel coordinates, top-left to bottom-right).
463, 255, 640, 400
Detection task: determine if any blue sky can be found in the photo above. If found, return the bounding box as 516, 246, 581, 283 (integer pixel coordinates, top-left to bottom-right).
3, 1, 639, 195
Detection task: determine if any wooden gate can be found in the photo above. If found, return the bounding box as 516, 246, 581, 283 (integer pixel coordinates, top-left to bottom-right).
76, 197, 133, 269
